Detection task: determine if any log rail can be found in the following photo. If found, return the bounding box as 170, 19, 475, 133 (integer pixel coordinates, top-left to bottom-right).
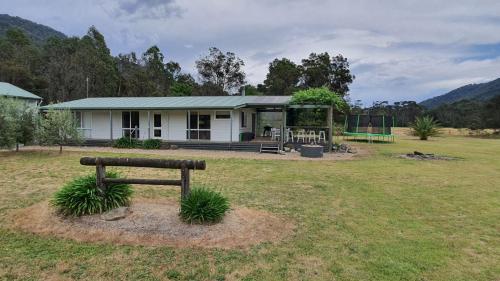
80, 157, 206, 199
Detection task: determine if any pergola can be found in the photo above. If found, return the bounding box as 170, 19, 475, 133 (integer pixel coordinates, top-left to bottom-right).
279, 104, 334, 152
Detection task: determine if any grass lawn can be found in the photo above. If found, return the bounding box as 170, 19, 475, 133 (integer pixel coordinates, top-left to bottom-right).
0, 136, 499, 280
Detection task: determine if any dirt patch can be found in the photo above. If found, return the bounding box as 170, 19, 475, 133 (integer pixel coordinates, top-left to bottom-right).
9, 198, 295, 249
399, 151, 458, 161
20, 145, 369, 161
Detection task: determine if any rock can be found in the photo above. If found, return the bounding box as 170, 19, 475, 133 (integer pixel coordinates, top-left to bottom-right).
284, 146, 292, 152
414, 151, 424, 155
170, 144, 178, 150
347, 147, 357, 154
100, 207, 130, 221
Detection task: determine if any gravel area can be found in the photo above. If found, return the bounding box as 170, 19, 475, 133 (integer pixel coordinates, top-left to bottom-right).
11, 199, 295, 249
19, 145, 368, 161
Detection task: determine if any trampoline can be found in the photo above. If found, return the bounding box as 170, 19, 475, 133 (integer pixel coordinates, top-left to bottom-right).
343, 114, 395, 142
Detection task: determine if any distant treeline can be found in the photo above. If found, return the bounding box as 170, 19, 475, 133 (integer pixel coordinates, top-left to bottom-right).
350, 96, 500, 129
0, 25, 354, 104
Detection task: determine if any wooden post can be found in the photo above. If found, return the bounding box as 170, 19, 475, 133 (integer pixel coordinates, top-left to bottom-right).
95, 157, 106, 193
147, 111, 151, 139
281, 106, 286, 151
180, 166, 190, 199
327, 106, 333, 153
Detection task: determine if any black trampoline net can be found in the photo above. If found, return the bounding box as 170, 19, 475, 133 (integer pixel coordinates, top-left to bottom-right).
345, 115, 393, 134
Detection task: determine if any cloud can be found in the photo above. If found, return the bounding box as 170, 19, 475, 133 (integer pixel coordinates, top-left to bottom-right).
2, 0, 500, 104
112, 0, 184, 19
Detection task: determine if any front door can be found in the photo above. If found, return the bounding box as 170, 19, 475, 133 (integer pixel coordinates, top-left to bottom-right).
153, 113, 162, 139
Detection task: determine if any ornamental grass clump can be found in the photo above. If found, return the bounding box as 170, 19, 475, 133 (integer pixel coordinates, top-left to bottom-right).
52, 171, 133, 216
113, 137, 141, 148
180, 187, 229, 224
142, 139, 162, 149
411, 116, 440, 140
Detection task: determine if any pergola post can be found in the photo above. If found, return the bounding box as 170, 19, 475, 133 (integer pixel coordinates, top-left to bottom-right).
327, 106, 333, 153
187, 110, 191, 141
109, 110, 113, 141
281, 106, 286, 151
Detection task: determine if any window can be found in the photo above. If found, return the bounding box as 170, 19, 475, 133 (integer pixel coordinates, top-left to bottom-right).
186, 111, 211, 140
153, 113, 162, 138
122, 111, 140, 138
241, 111, 247, 128
75, 111, 82, 128
215, 111, 231, 119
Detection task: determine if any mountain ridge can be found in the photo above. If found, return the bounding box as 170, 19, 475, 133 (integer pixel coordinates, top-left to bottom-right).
420, 78, 500, 109
0, 14, 66, 44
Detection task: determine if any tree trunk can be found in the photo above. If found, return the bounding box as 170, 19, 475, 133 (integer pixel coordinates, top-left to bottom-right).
16, 143, 19, 152
59, 144, 63, 154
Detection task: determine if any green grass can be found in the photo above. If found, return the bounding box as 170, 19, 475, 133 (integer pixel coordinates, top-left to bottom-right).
0, 135, 499, 280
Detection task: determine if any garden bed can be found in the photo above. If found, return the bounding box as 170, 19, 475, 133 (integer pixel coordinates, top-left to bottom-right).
10, 198, 295, 249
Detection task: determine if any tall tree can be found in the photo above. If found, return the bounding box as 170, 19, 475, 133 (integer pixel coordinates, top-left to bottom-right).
301, 52, 354, 97
195, 47, 245, 94
263, 58, 301, 95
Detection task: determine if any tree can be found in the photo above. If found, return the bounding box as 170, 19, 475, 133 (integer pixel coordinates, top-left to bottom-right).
195, 47, 245, 94
0, 98, 38, 151
38, 109, 82, 153
0, 98, 18, 149
300, 52, 354, 97
262, 58, 301, 95
243, 84, 262, 96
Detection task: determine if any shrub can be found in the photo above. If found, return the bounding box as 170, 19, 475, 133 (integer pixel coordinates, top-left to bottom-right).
180, 187, 229, 224
291, 87, 347, 111
411, 116, 440, 140
142, 139, 162, 149
52, 171, 133, 216
113, 137, 140, 148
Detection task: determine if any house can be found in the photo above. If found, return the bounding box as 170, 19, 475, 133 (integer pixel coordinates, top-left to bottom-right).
0, 82, 43, 106
41, 96, 334, 152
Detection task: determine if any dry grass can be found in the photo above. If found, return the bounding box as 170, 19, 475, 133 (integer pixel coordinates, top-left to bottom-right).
0, 136, 499, 280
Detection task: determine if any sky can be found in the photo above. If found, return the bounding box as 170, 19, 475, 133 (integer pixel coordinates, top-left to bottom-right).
2, 0, 500, 105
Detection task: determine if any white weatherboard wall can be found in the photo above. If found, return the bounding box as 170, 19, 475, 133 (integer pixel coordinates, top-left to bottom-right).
78, 109, 255, 142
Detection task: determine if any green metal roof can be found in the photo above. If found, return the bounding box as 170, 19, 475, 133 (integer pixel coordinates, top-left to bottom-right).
41, 96, 292, 110
0, 82, 42, 100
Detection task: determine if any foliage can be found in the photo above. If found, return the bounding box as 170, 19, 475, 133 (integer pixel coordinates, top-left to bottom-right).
180, 187, 230, 224
300, 52, 355, 97
37, 109, 82, 152
411, 116, 440, 140
142, 139, 162, 149
113, 137, 141, 149
0, 97, 38, 150
355, 100, 425, 127
195, 47, 245, 94
263, 58, 301, 96
52, 171, 133, 216
291, 87, 347, 111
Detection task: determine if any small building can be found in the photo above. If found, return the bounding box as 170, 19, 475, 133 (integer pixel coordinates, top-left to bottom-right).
42, 96, 334, 152
0, 82, 42, 106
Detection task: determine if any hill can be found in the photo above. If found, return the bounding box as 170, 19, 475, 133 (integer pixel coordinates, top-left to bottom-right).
0, 14, 66, 44
420, 78, 500, 109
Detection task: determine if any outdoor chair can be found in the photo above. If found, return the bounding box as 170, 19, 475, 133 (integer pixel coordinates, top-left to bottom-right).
307, 130, 316, 143
271, 128, 281, 141
318, 130, 326, 143
286, 128, 294, 142
296, 129, 307, 143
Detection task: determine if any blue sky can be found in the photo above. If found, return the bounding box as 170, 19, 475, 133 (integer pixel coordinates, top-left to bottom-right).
2, 0, 500, 105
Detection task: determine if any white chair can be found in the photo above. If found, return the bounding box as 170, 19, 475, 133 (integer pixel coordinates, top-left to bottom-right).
318, 131, 326, 143
271, 128, 281, 141
307, 130, 316, 143
296, 129, 306, 143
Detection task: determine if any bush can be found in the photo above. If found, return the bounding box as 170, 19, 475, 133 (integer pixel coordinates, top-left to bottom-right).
52, 171, 133, 216
180, 187, 229, 224
113, 137, 140, 148
291, 87, 347, 111
411, 116, 440, 140
142, 139, 162, 149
